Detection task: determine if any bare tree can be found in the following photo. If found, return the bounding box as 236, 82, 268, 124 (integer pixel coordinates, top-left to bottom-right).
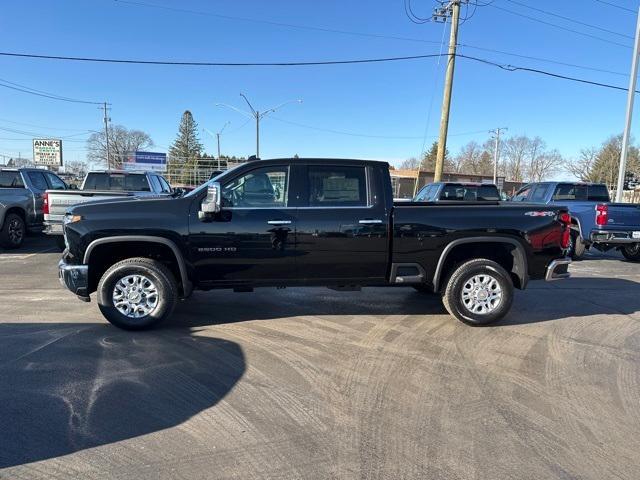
64, 160, 89, 177
565, 148, 599, 182
399, 157, 420, 169
502, 136, 529, 182
529, 149, 563, 182
87, 125, 154, 169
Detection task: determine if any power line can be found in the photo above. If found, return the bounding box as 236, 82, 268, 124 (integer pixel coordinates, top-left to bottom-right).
0, 77, 103, 105
593, 0, 636, 14
0, 117, 94, 131
115, 0, 442, 44
1, 49, 638, 93
503, 0, 634, 39
489, 4, 632, 48
404, 0, 432, 24
0, 51, 448, 66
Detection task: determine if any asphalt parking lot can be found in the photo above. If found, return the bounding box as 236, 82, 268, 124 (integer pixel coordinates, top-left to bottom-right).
1, 235, 640, 479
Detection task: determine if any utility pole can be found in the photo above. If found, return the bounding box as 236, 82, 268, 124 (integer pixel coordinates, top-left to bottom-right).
101, 102, 111, 170
217, 95, 302, 160
616, 6, 640, 201
433, 0, 463, 182
490, 127, 508, 185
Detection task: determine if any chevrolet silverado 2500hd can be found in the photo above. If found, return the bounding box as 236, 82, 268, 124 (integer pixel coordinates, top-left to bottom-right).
58, 158, 572, 330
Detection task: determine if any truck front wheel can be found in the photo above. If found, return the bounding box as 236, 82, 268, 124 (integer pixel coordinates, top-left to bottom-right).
442, 259, 514, 326
97, 257, 178, 330
621, 243, 640, 262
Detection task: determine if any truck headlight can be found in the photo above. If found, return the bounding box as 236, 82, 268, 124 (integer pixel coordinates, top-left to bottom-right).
63, 214, 83, 225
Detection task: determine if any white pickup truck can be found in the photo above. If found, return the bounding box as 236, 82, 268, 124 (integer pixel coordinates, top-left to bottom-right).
44, 170, 174, 245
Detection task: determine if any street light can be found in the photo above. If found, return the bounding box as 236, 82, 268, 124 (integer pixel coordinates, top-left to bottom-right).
216, 94, 303, 158
203, 121, 230, 160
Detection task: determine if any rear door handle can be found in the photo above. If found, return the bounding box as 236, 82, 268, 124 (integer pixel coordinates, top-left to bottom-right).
359, 219, 383, 224
267, 220, 292, 225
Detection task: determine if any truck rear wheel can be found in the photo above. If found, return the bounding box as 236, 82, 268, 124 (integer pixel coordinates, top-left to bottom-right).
568, 231, 586, 260
0, 213, 25, 249
621, 243, 640, 262
442, 259, 513, 326
97, 257, 177, 330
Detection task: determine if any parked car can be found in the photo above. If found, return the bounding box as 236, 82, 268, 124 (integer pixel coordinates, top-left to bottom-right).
0, 167, 68, 249
58, 158, 571, 330
44, 170, 174, 245
414, 182, 501, 202
511, 181, 640, 261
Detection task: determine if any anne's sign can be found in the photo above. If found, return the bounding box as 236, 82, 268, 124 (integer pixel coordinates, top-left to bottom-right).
33, 139, 63, 166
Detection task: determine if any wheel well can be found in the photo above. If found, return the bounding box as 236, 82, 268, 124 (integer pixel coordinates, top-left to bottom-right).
2, 207, 25, 228
436, 242, 524, 291
87, 241, 183, 294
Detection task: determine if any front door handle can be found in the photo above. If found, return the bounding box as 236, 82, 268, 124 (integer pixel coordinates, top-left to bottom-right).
267, 220, 292, 225
359, 219, 383, 224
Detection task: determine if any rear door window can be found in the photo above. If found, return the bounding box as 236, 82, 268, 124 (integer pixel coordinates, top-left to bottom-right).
149, 175, 162, 192
308, 165, 367, 207
83, 173, 109, 190
124, 174, 151, 191
553, 184, 588, 201
27, 171, 48, 191
587, 185, 610, 202
0, 171, 24, 188
530, 184, 550, 202
477, 185, 500, 200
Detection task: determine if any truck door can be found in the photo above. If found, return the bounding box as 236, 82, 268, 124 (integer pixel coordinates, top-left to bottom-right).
25, 171, 49, 224
295, 163, 389, 284
188, 164, 298, 285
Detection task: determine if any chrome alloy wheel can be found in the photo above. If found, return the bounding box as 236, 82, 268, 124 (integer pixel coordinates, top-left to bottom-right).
112, 274, 159, 318
461, 274, 502, 315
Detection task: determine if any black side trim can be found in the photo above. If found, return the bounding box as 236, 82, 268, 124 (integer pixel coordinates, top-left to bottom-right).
432, 237, 528, 292
83, 235, 193, 296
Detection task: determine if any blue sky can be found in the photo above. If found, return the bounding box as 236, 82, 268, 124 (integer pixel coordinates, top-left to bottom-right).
0, 0, 639, 170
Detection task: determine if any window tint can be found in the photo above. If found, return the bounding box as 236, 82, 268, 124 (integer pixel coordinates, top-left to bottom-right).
27, 171, 48, 190
308, 165, 367, 207
83, 173, 109, 190
530, 184, 550, 202
477, 185, 500, 200
222, 166, 288, 208
157, 176, 172, 193
0, 171, 25, 188
552, 183, 610, 202
512, 186, 532, 202
437, 184, 498, 201
45, 172, 67, 190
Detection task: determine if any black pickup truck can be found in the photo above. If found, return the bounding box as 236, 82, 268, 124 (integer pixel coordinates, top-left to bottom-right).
59, 158, 571, 330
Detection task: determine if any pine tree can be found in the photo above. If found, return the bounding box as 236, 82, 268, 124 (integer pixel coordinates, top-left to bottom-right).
169, 110, 203, 164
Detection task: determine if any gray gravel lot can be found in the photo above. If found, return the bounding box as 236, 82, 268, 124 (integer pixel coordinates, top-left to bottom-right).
1, 235, 640, 479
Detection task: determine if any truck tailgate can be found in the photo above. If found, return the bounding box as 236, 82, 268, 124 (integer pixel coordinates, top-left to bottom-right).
605, 203, 640, 229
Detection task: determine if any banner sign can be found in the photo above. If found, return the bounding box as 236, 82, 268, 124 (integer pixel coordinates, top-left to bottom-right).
124, 151, 167, 172
33, 139, 63, 166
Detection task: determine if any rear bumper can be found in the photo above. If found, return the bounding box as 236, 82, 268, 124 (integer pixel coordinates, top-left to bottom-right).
58, 259, 90, 300
590, 229, 640, 244
545, 257, 571, 281
44, 215, 64, 235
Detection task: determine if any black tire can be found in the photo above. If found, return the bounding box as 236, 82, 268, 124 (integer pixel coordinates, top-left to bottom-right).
97, 257, 178, 330
0, 213, 25, 249
621, 243, 640, 262
54, 235, 66, 251
568, 230, 586, 260
412, 284, 433, 294
442, 258, 514, 326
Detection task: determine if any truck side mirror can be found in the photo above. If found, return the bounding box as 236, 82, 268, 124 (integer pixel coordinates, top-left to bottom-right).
198, 182, 221, 221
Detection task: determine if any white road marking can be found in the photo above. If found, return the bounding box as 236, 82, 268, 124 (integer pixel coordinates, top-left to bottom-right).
0, 247, 57, 260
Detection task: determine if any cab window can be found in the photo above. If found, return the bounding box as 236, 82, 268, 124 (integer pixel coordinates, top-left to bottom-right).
222, 166, 288, 208
512, 185, 532, 202
308, 165, 367, 207
45, 172, 67, 190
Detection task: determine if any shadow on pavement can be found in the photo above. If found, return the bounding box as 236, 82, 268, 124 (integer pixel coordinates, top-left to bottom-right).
0, 233, 60, 255
0, 323, 245, 468
166, 277, 640, 329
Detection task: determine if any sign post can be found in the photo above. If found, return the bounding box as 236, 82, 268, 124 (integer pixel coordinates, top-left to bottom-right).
33, 139, 63, 167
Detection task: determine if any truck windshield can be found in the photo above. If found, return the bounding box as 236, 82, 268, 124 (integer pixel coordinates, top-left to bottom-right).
439, 184, 500, 201
0, 171, 25, 188
84, 173, 151, 191
552, 183, 610, 202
